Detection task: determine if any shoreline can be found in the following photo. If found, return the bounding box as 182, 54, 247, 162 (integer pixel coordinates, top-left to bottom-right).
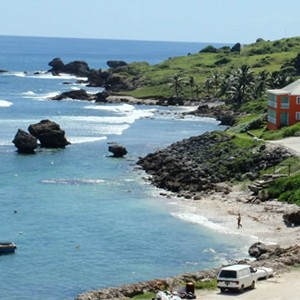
169, 184, 300, 248
76, 99, 300, 299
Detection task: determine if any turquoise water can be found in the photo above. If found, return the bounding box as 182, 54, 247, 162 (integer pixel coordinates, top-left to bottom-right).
0, 36, 247, 300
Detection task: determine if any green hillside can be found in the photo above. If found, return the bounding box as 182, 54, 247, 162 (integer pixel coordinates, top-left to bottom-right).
112, 37, 300, 99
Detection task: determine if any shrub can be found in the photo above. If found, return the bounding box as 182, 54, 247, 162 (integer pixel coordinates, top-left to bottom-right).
215, 57, 231, 65
268, 175, 300, 205
200, 45, 218, 53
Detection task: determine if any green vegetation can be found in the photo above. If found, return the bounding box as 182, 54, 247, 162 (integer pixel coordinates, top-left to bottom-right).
115, 37, 300, 100
132, 292, 156, 299
267, 174, 300, 205
116, 37, 300, 207
194, 279, 217, 290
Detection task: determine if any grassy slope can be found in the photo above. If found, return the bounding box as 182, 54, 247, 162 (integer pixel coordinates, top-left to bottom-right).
118, 37, 300, 98
120, 37, 300, 206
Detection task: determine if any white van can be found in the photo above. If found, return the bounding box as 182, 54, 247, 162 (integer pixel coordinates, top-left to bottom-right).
217, 264, 257, 293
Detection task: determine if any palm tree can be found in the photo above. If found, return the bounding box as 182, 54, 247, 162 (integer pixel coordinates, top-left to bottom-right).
210, 71, 221, 97
169, 74, 184, 98
193, 84, 202, 100
204, 78, 213, 95
188, 76, 195, 99
252, 70, 270, 99
227, 65, 255, 104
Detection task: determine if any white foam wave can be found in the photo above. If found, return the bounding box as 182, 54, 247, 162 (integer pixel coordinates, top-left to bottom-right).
41, 178, 105, 185
85, 103, 135, 113
8, 71, 26, 77
172, 212, 228, 232
68, 136, 107, 144
22, 91, 60, 100
84, 104, 156, 122
0, 100, 13, 107
62, 115, 135, 124
28, 72, 88, 81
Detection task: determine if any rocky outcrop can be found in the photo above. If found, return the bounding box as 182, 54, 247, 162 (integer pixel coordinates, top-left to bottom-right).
12, 129, 38, 153
50, 90, 109, 103
186, 104, 238, 126
249, 242, 300, 267
283, 210, 300, 226
107, 60, 128, 68
108, 144, 128, 157
28, 119, 70, 148
51, 89, 92, 101
248, 242, 280, 259
47, 58, 134, 92
137, 131, 291, 197
48, 58, 90, 77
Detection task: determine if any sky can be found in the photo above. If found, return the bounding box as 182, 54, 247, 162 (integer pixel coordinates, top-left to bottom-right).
0, 0, 299, 44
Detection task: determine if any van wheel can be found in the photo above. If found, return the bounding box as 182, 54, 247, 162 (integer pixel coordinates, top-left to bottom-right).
251, 281, 256, 289
240, 285, 244, 293
220, 288, 225, 293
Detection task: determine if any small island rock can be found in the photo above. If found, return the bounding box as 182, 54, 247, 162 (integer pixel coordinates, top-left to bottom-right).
28, 119, 70, 148
12, 129, 38, 154
108, 144, 128, 157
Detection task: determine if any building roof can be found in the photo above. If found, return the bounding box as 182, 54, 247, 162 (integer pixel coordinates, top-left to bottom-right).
268, 79, 300, 96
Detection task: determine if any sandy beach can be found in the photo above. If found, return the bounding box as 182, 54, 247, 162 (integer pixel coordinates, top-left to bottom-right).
174, 185, 300, 248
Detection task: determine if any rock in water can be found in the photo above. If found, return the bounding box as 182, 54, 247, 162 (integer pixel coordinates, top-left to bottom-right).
108, 144, 127, 157
28, 119, 70, 148
12, 129, 38, 154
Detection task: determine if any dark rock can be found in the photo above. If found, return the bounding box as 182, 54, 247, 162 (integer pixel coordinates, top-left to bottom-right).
108, 144, 127, 157
12, 129, 38, 154
48, 58, 90, 77
28, 119, 70, 148
48, 58, 65, 75
107, 60, 128, 68
104, 74, 133, 92
283, 210, 300, 226
137, 131, 290, 195
248, 242, 280, 259
95, 91, 109, 103
50, 89, 92, 101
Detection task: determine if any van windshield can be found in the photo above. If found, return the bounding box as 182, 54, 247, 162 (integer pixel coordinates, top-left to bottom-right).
219, 270, 237, 278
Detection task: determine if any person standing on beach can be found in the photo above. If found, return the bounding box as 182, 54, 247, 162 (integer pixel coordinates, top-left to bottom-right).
237, 213, 242, 229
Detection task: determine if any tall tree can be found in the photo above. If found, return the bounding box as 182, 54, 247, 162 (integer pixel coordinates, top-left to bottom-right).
169, 74, 184, 98
226, 65, 255, 104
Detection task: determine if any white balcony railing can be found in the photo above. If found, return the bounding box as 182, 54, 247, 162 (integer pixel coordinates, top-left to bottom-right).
268, 101, 277, 108
281, 103, 289, 109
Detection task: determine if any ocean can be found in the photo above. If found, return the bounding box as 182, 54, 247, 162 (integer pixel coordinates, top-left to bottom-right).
0, 36, 250, 300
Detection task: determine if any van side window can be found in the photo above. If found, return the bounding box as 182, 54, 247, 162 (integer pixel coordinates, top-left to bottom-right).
219, 270, 237, 278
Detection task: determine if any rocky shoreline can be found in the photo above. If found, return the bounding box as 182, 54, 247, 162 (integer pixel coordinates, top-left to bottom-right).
76, 243, 300, 300
136, 131, 290, 199
75, 131, 300, 300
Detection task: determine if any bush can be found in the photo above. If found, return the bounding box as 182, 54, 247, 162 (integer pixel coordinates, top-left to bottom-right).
200, 45, 218, 53
268, 175, 300, 205
215, 57, 231, 65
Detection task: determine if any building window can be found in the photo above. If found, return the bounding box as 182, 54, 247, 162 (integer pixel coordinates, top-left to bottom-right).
268, 109, 277, 124
296, 112, 300, 120
267, 93, 277, 108
281, 96, 289, 109
297, 96, 300, 105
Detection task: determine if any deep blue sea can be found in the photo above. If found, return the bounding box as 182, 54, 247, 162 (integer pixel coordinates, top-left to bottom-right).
0, 36, 250, 300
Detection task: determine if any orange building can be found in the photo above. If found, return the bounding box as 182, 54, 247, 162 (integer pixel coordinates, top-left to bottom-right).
267, 79, 300, 130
